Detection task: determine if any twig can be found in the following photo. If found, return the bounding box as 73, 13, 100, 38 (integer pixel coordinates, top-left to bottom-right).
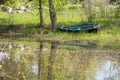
0, 74, 18, 80
1, 42, 8, 53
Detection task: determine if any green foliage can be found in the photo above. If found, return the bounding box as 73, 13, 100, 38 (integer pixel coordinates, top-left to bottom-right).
54, 0, 68, 11
4, 0, 19, 8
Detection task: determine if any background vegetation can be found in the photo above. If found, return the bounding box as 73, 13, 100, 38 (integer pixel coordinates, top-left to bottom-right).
0, 0, 120, 42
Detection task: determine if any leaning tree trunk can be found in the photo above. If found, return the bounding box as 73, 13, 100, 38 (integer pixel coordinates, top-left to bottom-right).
39, 0, 44, 28
48, 0, 57, 32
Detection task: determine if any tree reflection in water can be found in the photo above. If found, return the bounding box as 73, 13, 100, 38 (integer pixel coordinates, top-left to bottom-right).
0, 41, 120, 80
47, 42, 57, 80
38, 41, 43, 80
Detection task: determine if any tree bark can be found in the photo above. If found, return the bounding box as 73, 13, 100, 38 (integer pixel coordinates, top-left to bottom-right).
39, 0, 44, 28
48, 0, 57, 32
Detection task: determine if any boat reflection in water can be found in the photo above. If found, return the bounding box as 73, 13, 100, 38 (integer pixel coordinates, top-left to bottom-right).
0, 41, 120, 80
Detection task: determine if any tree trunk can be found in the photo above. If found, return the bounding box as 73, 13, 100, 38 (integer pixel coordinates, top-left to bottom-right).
48, 0, 57, 32
39, 0, 44, 28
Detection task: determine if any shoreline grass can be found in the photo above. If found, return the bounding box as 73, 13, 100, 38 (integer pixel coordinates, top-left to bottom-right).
0, 5, 120, 46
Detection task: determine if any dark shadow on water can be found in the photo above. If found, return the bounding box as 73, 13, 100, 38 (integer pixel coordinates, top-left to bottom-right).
59, 41, 97, 49
41, 40, 97, 49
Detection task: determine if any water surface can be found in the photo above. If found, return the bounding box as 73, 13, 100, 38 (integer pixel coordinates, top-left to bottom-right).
0, 41, 120, 80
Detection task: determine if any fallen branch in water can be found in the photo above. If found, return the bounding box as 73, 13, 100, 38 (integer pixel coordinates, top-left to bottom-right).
0, 73, 18, 80
1, 42, 8, 53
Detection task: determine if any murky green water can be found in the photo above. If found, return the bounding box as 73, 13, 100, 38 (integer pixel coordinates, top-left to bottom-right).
0, 41, 120, 80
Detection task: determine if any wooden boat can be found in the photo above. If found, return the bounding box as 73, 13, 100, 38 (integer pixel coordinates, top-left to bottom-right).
57, 23, 99, 32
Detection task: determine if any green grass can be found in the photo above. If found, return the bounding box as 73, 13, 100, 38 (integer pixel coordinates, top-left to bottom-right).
0, 4, 120, 47
0, 11, 39, 26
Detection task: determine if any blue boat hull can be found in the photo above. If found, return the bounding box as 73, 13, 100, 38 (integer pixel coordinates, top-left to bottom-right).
57, 23, 99, 32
